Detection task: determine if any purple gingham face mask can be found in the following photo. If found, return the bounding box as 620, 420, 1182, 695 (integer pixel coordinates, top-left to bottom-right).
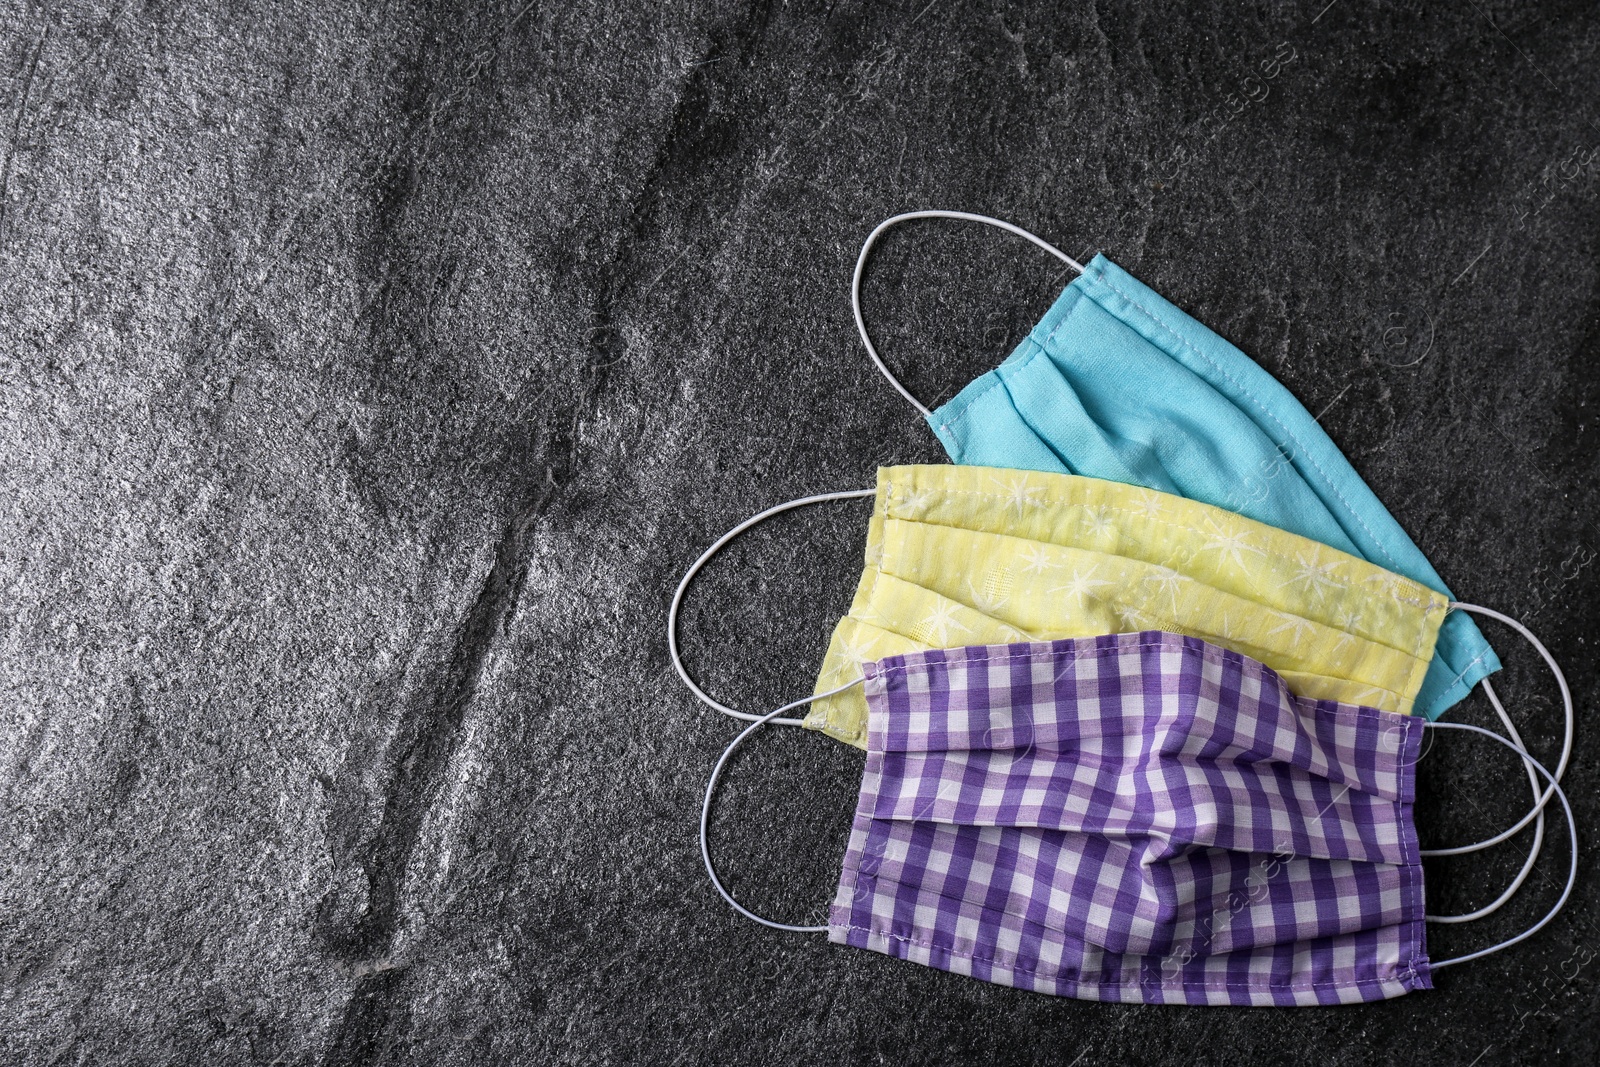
836, 632, 1428, 1006
700, 632, 1575, 1007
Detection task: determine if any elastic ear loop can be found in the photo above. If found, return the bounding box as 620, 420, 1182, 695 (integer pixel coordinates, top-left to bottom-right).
853, 210, 1086, 416
1422, 604, 1573, 852
1422, 604, 1572, 922
1424, 679, 1543, 923
699, 677, 864, 933
1423, 722, 1577, 969
667, 489, 876, 725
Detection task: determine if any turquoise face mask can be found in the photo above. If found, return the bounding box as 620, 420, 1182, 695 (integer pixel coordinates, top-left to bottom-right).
851, 211, 1499, 721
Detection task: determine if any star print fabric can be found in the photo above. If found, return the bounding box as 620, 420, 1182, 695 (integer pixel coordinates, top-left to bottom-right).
806, 465, 1448, 749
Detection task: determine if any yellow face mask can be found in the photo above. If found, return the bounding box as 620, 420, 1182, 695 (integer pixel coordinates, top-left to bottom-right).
806, 465, 1448, 749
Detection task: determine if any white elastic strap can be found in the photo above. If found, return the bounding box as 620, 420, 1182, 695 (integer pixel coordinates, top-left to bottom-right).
853, 210, 1086, 416
1424, 721, 1577, 969
667, 488, 876, 724
1420, 603, 1573, 855
699, 678, 864, 932
1425, 678, 1543, 923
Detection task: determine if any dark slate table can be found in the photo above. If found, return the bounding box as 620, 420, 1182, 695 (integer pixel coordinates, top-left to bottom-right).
2, 2, 1596, 1064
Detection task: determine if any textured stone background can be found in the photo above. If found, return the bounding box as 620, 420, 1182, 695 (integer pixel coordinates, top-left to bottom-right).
1, 1, 1597, 1063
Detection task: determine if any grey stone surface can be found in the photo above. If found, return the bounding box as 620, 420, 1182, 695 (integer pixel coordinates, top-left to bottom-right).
1, 1, 1597, 1063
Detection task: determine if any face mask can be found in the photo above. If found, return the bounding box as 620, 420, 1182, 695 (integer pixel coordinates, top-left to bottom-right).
699, 633, 1576, 1006
806, 464, 1447, 749
852, 211, 1498, 723
670, 474, 1572, 929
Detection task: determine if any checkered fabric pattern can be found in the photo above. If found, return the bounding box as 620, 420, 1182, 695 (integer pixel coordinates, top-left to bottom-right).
828, 631, 1431, 1005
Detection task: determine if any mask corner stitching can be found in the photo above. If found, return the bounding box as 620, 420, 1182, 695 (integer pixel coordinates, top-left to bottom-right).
931, 334, 1050, 432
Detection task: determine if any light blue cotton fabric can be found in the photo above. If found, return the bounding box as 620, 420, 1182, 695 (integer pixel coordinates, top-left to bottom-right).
928, 254, 1498, 720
